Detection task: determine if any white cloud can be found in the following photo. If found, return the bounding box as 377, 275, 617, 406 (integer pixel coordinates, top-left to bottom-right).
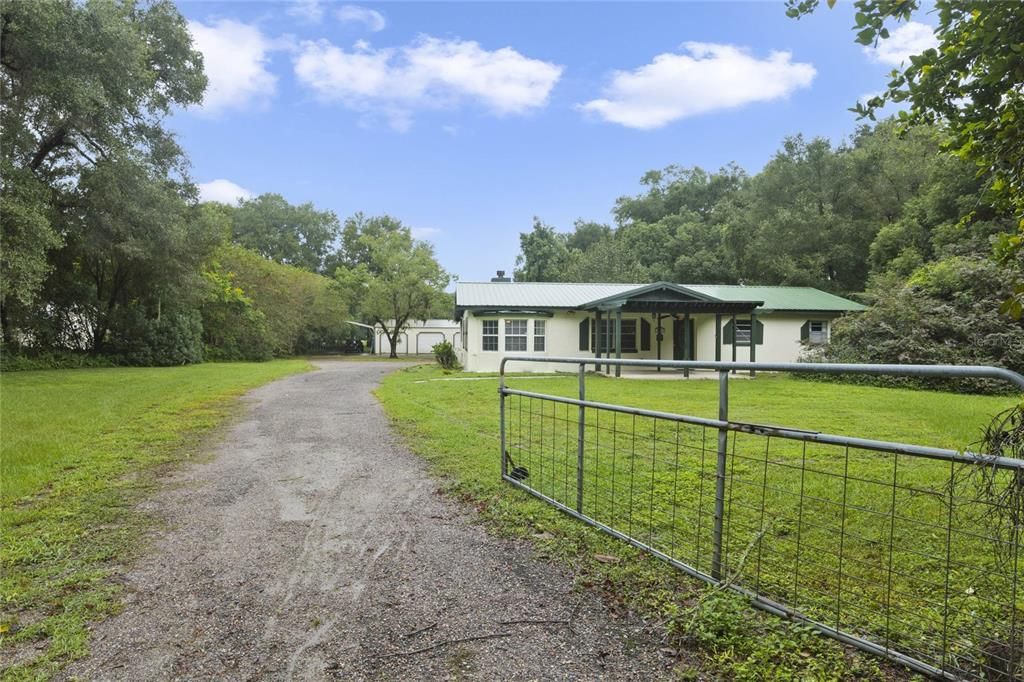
188, 19, 278, 114
578, 42, 816, 130
864, 21, 938, 66
198, 179, 254, 204
336, 5, 386, 32
288, 0, 324, 23
293, 35, 563, 129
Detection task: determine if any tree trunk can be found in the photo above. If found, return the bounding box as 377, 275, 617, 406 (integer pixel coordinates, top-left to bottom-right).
0, 301, 10, 347
388, 330, 399, 359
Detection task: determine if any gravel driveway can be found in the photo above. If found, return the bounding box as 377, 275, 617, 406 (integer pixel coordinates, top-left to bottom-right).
62, 360, 671, 681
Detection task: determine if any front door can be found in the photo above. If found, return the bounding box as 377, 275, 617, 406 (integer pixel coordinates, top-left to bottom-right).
672, 318, 695, 361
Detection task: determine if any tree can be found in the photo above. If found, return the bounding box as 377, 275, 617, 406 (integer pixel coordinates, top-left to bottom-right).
204, 244, 351, 358
566, 220, 612, 252
37, 154, 218, 357
514, 218, 572, 282
335, 217, 449, 358
0, 0, 206, 336
230, 193, 341, 273
786, 0, 1024, 315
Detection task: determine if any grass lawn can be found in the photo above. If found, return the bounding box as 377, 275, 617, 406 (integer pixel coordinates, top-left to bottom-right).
377, 366, 1022, 680
0, 360, 309, 680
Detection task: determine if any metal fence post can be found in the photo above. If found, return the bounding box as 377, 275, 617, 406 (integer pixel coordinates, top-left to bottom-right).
711, 369, 729, 580
577, 363, 586, 513
499, 371, 507, 478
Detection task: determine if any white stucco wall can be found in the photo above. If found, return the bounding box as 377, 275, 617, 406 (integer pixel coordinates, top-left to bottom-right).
457, 311, 840, 372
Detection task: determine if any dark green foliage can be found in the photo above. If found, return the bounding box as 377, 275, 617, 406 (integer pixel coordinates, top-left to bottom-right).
514, 217, 573, 282
0, 347, 116, 371
812, 257, 1024, 393
109, 308, 204, 366
0, 0, 206, 334
432, 341, 460, 370
787, 0, 1024, 318
230, 193, 341, 273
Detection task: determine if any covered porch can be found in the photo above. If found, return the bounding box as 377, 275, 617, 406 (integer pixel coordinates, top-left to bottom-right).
579, 282, 763, 378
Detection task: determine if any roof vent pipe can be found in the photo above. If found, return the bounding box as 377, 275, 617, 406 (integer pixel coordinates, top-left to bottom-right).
491, 269, 512, 283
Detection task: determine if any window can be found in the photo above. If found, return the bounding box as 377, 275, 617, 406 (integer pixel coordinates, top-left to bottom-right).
724, 318, 762, 346
461, 317, 468, 350
505, 319, 527, 351
734, 320, 752, 346
809, 320, 827, 345
591, 319, 638, 353
482, 320, 498, 351
620, 320, 637, 352
533, 320, 546, 351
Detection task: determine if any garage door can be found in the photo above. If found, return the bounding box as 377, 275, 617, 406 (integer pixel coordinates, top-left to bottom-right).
416, 332, 445, 354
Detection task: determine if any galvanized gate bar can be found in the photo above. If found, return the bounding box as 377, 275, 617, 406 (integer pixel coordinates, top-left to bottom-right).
500, 387, 1024, 471
499, 356, 1024, 391
497, 356, 1024, 680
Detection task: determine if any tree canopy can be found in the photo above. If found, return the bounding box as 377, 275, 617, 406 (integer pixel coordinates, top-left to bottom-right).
334, 216, 450, 358
230, 193, 341, 273
786, 0, 1024, 315
0, 0, 206, 320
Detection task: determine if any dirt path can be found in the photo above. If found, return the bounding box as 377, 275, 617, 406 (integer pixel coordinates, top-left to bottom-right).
62, 360, 670, 681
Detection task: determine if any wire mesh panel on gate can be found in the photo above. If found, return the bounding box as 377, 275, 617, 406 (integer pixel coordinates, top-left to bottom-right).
503, 389, 1023, 681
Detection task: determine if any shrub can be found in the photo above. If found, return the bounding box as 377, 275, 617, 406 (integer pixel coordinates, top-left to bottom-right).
432, 340, 460, 370
109, 308, 205, 366
809, 256, 1024, 394
0, 347, 117, 371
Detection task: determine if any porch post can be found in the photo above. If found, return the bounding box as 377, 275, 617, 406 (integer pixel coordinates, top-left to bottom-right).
749, 311, 757, 377
614, 308, 622, 378
715, 313, 722, 362
682, 312, 690, 378
656, 314, 663, 372
730, 313, 737, 374
594, 311, 602, 372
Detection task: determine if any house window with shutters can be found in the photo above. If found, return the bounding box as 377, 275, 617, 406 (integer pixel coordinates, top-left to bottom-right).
591, 319, 638, 353
723, 318, 763, 346
802, 320, 828, 345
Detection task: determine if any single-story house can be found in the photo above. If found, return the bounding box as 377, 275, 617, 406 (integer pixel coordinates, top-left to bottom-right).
453, 279, 865, 373
375, 319, 461, 355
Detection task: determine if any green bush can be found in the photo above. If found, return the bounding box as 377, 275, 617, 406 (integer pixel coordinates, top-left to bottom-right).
0, 347, 116, 371
808, 256, 1024, 393
109, 308, 204, 366
432, 340, 460, 370
202, 245, 351, 358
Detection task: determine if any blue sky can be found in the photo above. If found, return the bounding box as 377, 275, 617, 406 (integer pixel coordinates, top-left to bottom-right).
173, 1, 938, 282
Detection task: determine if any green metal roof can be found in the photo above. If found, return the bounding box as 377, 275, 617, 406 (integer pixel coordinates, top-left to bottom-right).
456, 281, 865, 313
685, 285, 866, 312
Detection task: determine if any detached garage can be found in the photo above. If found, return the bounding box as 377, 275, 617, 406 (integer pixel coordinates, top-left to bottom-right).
375, 319, 460, 356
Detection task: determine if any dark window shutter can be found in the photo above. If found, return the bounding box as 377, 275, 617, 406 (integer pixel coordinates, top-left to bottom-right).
640, 319, 651, 351
579, 319, 590, 351
754, 319, 764, 345
800, 321, 810, 343
723, 319, 734, 344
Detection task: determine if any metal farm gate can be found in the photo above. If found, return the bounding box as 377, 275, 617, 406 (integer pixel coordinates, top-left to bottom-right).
498, 357, 1024, 680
